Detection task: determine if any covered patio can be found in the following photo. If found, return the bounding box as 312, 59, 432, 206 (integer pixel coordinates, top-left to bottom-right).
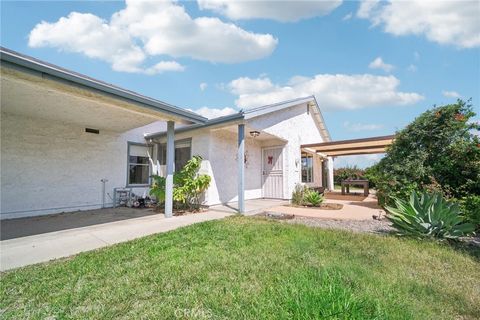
1, 47, 206, 219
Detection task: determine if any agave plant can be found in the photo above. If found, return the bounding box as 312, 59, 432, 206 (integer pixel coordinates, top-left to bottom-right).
386, 191, 475, 239
304, 190, 324, 207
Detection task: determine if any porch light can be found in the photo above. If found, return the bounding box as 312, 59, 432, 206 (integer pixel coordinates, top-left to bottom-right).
249, 130, 260, 138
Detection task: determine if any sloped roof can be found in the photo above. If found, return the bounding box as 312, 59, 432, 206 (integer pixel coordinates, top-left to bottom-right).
145, 96, 331, 141
0, 47, 207, 124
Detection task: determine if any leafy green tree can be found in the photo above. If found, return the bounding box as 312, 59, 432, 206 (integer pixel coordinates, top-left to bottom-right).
368, 100, 480, 223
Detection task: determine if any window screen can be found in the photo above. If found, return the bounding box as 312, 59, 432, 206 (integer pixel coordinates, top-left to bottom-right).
157, 139, 192, 173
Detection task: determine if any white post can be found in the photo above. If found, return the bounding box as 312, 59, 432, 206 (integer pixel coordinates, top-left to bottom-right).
238, 124, 245, 214
165, 121, 175, 218
327, 156, 334, 191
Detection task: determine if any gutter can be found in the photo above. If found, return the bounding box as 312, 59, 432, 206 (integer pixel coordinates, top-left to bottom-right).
0, 47, 207, 124
145, 112, 245, 140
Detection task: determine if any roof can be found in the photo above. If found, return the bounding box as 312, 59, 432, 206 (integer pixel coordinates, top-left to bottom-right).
145, 95, 332, 141
0, 47, 207, 124
302, 135, 395, 156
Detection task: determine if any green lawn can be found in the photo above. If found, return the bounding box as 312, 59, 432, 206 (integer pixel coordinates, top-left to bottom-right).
1, 217, 479, 319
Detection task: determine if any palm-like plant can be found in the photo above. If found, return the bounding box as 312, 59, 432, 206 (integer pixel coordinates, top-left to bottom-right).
386, 191, 475, 239
304, 191, 324, 207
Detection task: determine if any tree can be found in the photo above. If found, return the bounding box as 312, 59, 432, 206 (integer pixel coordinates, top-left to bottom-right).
368, 100, 480, 217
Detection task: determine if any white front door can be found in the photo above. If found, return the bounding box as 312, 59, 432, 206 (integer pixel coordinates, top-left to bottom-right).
262, 147, 284, 199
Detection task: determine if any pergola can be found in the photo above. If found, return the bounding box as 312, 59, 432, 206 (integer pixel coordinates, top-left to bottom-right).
301, 135, 395, 157
301, 135, 395, 192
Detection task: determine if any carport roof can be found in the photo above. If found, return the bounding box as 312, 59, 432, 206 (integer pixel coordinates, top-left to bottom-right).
0, 47, 207, 124
302, 135, 395, 156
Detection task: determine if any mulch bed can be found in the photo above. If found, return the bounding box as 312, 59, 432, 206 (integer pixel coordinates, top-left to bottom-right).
286, 203, 343, 210
154, 207, 208, 216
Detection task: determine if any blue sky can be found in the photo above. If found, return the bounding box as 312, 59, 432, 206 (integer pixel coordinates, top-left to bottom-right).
2, 1, 479, 168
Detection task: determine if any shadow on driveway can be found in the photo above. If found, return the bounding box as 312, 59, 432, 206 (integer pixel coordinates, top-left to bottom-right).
1, 207, 159, 240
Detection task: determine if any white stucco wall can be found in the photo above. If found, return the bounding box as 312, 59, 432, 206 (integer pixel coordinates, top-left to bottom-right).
1, 101, 328, 218
206, 128, 263, 205
0, 113, 167, 219
248, 103, 326, 199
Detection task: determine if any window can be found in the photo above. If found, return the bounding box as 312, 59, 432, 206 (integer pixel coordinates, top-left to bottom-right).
157, 139, 192, 173
128, 143, 152, 185
301, 153, 313, 183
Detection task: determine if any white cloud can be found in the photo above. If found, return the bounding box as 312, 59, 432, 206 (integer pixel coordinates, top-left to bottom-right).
191, 106, 238, 119
229, 74, 424, 110
28, 0, 278, 73
357, 0, 480, 48
442, 90, 461, 98
229, 77, 275, 95
368, 57, 394, 72
343, 121, 384, 132
407, 64, 417, 72
144, 61, 185, 75
200, 82, 208, 91
414, 51, 420, 61
198, 0, 342, 22
342, 12, 353, 21
28, 12, 151, 74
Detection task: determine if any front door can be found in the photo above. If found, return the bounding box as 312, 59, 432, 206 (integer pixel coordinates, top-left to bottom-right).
262, 147, 283, 198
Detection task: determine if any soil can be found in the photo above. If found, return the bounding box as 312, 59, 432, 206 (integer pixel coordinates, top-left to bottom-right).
287, 203, 343, 210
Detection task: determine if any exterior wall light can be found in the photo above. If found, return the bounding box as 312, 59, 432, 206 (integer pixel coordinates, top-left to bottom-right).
249, 130, 260, 138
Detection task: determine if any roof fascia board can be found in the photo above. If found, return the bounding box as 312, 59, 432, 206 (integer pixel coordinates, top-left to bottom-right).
243, 96, 314, 120
145, 112, 245, 140
0, 47, 207, 124
311, 95, 332, 142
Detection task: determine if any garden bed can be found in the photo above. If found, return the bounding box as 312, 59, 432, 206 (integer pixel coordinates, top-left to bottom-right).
154, 206, 208, 216
286, 203, 343, 210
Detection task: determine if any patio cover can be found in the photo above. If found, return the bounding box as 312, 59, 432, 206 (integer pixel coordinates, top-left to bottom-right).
301, 135, 394, 156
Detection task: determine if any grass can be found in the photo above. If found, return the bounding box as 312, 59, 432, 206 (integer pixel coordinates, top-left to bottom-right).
1, 216, 479, 319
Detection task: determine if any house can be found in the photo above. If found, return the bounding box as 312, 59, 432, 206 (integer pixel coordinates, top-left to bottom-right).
0, 47, 333, 219
145, 97, 334, 210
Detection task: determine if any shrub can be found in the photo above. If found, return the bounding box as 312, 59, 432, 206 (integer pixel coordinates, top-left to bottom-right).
150, 155, 211, 211
386, 191, 475, 240
368, 99, 480, 206
304, 191, 324, 207
334, 166, 365, 185
291, 184, 310, 206
459, 195, 480, 230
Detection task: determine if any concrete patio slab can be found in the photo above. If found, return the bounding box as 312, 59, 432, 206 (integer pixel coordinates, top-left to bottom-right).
266, 194, 384, 221
1, 207, 158, 240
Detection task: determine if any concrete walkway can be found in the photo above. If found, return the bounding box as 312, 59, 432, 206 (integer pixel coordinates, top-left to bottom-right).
0, 199, 286, 271
0, 211, 231, 271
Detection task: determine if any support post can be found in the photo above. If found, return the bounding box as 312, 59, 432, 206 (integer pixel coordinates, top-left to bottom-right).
165, 121, 175, 218
327, 156, 334, 191
238, 124, 245, 214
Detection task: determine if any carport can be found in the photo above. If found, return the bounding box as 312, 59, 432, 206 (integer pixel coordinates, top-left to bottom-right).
0, 47, 206, 219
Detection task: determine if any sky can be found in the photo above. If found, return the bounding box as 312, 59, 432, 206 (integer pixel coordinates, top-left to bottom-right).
1, 0, 479, 168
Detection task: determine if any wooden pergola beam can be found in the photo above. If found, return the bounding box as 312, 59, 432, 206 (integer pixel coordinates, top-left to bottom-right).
301, 135, 394, 157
